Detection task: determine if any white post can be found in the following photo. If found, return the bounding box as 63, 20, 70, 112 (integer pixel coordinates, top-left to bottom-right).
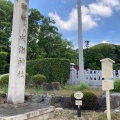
106, 90, 111, 120
77, 0, 84, 83
7, 0, 29, 104
100, 58, 115, 120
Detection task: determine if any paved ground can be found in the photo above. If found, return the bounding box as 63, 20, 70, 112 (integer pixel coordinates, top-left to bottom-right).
0, 102, 120, 119
0, 103, 49, 117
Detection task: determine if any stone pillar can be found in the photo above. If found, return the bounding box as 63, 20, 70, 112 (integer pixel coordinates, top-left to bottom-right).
7, 0, 29, 104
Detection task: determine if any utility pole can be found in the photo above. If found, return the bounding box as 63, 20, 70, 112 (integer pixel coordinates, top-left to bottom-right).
77, 0, 84, 82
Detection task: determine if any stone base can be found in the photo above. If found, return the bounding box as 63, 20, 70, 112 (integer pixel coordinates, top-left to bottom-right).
0, 103, 54, 120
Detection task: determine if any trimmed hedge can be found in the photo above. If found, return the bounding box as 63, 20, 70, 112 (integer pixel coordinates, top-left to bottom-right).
0, 52, 8, 74
26, 58, 70, 84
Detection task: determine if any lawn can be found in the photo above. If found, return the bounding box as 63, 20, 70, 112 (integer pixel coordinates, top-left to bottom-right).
0, 83, 105, 97
25, 84, 105, 97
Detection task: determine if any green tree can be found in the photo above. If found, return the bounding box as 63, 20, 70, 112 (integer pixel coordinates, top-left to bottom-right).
84, 43, 116, 69
27, 8, 78, 61
0, 0, 13, 63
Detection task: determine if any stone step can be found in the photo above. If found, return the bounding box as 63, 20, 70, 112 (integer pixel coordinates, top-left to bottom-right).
0, 103, 55, 120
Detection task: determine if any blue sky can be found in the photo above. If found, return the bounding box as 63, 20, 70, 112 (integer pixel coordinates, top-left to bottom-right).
11, 0, 120, 48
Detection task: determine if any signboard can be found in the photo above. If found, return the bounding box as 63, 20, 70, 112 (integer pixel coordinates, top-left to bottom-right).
100, 58, 115, 78
74, 91, 83, 99
102, 80, 114, 91
75, 100, 82, 106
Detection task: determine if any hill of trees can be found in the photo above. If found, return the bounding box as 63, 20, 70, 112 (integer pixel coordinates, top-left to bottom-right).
84, 43, 120, 70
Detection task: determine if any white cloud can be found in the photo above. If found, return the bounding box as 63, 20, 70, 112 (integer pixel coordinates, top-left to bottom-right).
48, 6, 97, 31
82, 14, 97, 31
89, 3, 112, 17
48, 8, 77, 31
101, 40, 110, 43
48, 0, 120, 31
82, 5, 98, 30
99, 0, 120, 7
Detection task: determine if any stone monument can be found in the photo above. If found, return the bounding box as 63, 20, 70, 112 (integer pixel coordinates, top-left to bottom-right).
7, 0, 29, 104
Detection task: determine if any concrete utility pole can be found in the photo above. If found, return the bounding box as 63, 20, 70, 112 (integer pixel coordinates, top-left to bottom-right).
77, 0, 84, 82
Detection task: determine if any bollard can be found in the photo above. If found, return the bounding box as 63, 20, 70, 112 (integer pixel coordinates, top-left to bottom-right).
77, 105, 81, 117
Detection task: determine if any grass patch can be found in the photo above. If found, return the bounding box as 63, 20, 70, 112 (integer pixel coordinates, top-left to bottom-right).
25, 86, 45, 94
0, 82, 104, 97
25, 84, 104, 97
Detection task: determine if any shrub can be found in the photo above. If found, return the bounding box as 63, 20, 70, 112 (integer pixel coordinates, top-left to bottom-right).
71, 91, 98, 110
82, 91, 98, 110
114, 78, 120, 92
42, 83, 53, 91
79, 82, 89, 90
32, 74, 46, 88
73, 82, 89, 91
26, 58, 70, 84
42, 82, 61, 91
0, 74, 9, 86
52, 82, 60, 90
0, 73, 30, 86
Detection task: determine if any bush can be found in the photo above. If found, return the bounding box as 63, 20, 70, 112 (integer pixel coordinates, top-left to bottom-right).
79, 82, 89, 90
0, 73, 30, 86
42, 82, 60, 91
26, 58, 70, 84
0, 74, 9, 86
74, 82, 89, 90
52, 82, 60, 90
32, 74, 46, 88
71, 91, 98, 110
114, 78, 120, 92
82, 91, 98, 110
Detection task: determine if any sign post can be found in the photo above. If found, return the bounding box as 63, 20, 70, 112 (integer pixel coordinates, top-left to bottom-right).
100, 58, 115, 120
74, 91, 83, 117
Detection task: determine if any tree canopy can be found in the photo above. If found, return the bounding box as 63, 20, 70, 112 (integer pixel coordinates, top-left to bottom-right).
27, 8, 78, 60
0, 0, 13, 52
1, 0, 120, 74
0, 0, 78, 74
84, 43, 120, 70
